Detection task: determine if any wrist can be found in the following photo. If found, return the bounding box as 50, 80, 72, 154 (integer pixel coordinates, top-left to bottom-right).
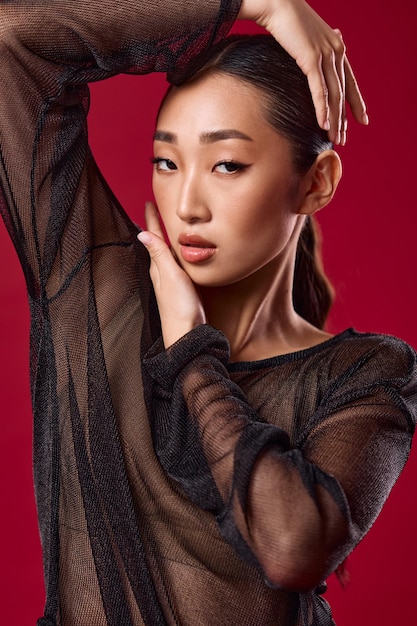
162, 314, 206, 350
237, 0, 304, 28
237, 0, 263, 22
237, 0, 282, 22
162, 325, 198, 350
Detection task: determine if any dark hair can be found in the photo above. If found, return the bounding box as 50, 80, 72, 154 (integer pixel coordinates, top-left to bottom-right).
294, 215, 334, 330
176, 34, 335, 329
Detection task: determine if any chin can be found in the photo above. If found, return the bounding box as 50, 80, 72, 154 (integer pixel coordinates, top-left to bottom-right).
188, 272, 244, 290
181, 260, 256, 289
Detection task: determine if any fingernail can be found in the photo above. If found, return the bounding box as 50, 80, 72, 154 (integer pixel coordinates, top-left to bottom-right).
362, 112, 369, 125
138, 231, 152, 245
324, 119, 330, 131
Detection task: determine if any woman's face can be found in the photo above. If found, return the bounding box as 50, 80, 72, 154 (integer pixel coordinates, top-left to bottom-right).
152, 72, 306, 288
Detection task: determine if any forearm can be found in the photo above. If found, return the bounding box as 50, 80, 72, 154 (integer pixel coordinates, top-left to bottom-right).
0, 0, 240, 291
180, 353, 351, 589
145, 326, 351, 590
1, 0, 241, 75
145, 326, 415, 591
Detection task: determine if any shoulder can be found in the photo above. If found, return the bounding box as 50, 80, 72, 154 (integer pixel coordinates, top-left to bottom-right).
331, 329, 417, 384
322, 329, 417, 429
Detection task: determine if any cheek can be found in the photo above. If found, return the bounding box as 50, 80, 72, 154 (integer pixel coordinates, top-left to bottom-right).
226, 183, 294, 238
152, 176, 174, 223
151, 172, 165, 206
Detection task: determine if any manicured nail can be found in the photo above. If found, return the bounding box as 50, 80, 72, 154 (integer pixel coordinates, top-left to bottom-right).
331, 128, 340, 145
138, 231, 152, 245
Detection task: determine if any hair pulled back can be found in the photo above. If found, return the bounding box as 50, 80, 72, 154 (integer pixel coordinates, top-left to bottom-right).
182, 35, 335, 329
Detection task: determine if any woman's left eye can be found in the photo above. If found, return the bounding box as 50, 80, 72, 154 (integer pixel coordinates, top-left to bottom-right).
213, 161, 247, 174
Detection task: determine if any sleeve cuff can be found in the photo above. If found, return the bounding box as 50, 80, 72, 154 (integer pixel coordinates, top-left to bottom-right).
143, 324, 230, 390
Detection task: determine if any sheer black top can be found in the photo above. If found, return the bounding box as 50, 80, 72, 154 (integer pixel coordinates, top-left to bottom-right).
0, 2, 416, 625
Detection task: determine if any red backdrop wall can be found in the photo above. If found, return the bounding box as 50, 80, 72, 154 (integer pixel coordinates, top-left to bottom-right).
1, 1, 416, 623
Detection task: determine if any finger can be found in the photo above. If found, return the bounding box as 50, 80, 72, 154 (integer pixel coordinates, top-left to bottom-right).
341, 107, 348, 146
322, 53, 342, 144
138, 229, 174, 292
344, 57, 369, 125
333, 30, 346, 145
137, 229, 169, 262
305, 62, 330, 132
144, 201, 165, 240
320, 32, 345, 144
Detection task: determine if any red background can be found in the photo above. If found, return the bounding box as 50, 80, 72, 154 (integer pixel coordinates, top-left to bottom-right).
1, 1, 416, 623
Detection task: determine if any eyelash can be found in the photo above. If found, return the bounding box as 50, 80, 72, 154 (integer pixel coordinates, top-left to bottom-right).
150, 157, 248, 174
213, 160, 247, 174
151, 157, 177, 171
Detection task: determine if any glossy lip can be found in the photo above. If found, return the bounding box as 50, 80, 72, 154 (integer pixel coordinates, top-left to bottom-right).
178, 233, 216, 248
178, 233, 217, 263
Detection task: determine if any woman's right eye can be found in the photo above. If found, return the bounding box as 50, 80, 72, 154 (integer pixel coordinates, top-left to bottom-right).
151, 157, 177, 171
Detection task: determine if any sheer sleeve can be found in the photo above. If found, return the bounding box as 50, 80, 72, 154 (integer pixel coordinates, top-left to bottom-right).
144, 325, 417, 592
0, 0, 240, 297
0, 4, 241, 625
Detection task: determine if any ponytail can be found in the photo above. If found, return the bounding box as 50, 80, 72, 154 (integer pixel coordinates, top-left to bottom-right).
293, 216, 334, 330
175, 35, 336, 329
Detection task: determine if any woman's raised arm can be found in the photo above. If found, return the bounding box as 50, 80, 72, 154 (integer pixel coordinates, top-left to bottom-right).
0, 0, 241, 298
238, 0, 368, 145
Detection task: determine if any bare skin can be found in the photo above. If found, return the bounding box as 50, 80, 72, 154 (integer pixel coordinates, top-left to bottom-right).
138, 72, 345, 588
138, 0, 367, 356
139, 72, 341, 360
136, 3, 364, 585
237, 0, 368, 145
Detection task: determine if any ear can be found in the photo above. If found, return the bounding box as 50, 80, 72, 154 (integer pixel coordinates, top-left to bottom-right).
297, 150, 342, 216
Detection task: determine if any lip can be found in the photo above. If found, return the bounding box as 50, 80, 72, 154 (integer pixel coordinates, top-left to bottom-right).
179, 233, 216, 248
178, 233, 217, 263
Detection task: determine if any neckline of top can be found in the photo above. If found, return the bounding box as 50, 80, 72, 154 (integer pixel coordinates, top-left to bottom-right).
227, 328, 357, 371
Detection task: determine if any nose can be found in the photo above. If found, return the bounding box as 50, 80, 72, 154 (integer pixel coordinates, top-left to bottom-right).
176, 173, 211, 223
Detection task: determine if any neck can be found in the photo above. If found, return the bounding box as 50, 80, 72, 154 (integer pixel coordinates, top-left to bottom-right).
199, 250, 332, 361
200, 255, 298, 361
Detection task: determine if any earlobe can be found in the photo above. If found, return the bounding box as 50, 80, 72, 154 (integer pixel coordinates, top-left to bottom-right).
298, 150, 342, 216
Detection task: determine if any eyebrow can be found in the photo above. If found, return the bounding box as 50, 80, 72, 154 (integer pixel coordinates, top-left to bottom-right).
153, 129, 253, 144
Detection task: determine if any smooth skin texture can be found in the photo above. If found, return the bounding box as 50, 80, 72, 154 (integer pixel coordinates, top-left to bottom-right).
139, 73, 347, 585
237, 0, 368, 145
139, 72, 341, 360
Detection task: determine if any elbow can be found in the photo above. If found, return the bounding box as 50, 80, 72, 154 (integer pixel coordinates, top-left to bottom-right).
261, 554, 328, 593
257, 532, 349, 593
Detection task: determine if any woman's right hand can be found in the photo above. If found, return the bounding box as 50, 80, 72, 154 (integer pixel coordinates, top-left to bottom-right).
138, 202, 206, 349
238, 0, 368, 145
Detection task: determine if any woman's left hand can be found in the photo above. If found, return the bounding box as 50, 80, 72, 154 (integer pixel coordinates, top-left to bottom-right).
238, 0, 368, 145
138, 202, 206, 348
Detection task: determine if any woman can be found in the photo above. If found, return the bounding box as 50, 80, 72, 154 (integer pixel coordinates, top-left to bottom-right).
138, 33, 417, 623
0, 1, 414, 625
